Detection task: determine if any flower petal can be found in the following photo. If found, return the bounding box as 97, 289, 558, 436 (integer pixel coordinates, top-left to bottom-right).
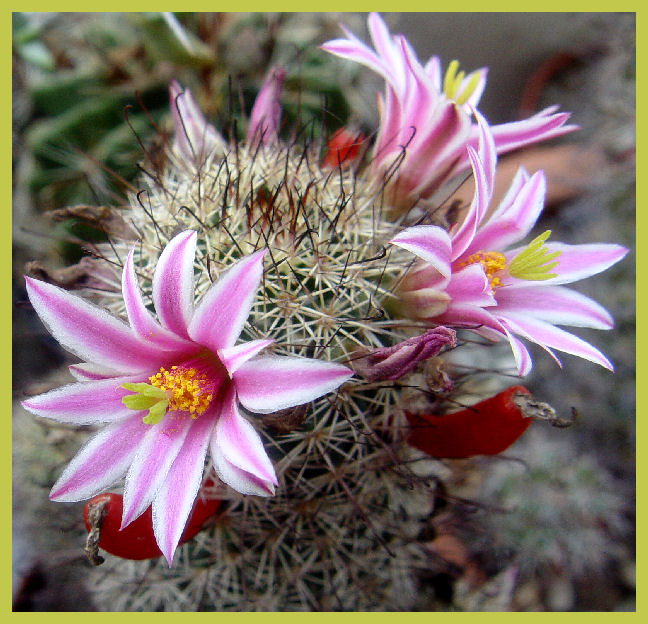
495, 285, 614, 329
452, 107, 577, 175
68, 363, 119, 381
466, 170, 546, 254
234, 355, 353, 414
435, 302, 506, 335
152, 230, 197, 338
473, 109, 497, 196
218, 338, 274, 376
390, 225, 452, 278
501, 325, 533, 376
21, 375, 149, 424
121, 412, 192, 528
49, 414, 148, 502
507, 242, 628, 286
445, 264, 496, 307
123, 245, 197, 350
25, 277, 170, 373
152, 411, 214, 566
188, 250, 266, 351
211, 450, 276, 497
211, 388, 277, 489
499, 312, 614, 371
451, 145, 490, 259
488, 107, 578, 155
320, 13, 393, 84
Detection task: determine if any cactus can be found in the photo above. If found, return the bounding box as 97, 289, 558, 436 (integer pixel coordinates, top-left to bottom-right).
17, 12, 630, 612
75, 121, 456, 611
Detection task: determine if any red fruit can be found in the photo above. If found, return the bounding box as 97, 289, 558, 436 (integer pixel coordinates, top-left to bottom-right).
322, 128, 364, 168
83, 486, 222, 561
406, 386, 535, 459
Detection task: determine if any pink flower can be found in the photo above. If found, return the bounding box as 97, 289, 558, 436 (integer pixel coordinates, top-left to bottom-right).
169, 80, 225, 162
390, 118, 628, 376
321, 13, 577, 204
247, 66, 285, 146
22, 231, 352, 565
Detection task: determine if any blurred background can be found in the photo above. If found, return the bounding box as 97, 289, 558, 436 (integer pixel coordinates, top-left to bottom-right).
12, 12, 635, 611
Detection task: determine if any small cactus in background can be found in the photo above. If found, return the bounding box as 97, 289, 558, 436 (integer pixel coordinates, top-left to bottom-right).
452, 427, 632, 611
17, 12, 630, 612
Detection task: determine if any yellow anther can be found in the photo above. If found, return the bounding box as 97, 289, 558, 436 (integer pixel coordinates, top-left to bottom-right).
443, 60, 460, 99
461, 251, 508, 291
455, 71, 482, 106
149, 367, 212, 417
443, 60, 481, 105
508, 231, 562, 281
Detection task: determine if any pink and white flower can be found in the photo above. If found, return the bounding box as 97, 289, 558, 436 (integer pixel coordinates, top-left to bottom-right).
390, 118, 628, 376
321, 13, 577, 204
22, 231, 352, 565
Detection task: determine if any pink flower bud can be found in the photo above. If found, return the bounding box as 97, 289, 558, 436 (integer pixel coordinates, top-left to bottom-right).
352, 327, 456, 381
247, 67, 286, 146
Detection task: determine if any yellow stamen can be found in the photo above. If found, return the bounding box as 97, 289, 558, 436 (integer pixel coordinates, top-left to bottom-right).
443, 60, 481, 105
508, 230, 562, 281
461, 250, 508, 291
149, 366, 213, 416
121, 366, 213, 425
443, 60, 460, 98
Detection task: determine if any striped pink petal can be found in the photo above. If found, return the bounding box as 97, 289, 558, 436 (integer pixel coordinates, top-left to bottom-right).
210, 389, 276, 495
68, 363, 119, 381
506, 242, 628, 286
49, 414, 148, 502
495, 285, 614, 329
188, 250, 266, 351
435, 302, 506, 335
123, 245, 197, 351
467, 170, 545, 255
390, 225, 452, 278
489, 166, 531, 220
445, 264, 495, 308
233, 355, 353, 414
473, 109, 497, 194
451, 146, 490, 259
501, 325, 533, 376
453, 111, 577, 178
22, 375, 148, 424
321, 37, 389, 80
121, 412, 192, 528
152, 230, 197, 338
499, 312, 613, 371
25, 277, 170, 374
211, 450, 275, 497
367, 12, 406, 87
218, 338, 274, 376
152, 411, 214, 566
399, 103, 470, 199
488, 107, 578, 155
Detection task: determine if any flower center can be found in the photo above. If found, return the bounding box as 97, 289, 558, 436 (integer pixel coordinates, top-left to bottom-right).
150, 366, 213, 415
121, 364, 218, 425
461, 250, 508, 291
443, 60, 481, 106
460, 232, 562, 293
